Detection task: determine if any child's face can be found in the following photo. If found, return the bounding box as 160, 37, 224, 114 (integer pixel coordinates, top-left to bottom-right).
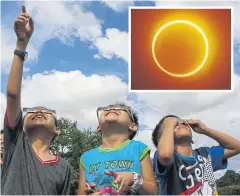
173, 118, 193, 140
23, 107, 57, 134
97, 105, 135, 129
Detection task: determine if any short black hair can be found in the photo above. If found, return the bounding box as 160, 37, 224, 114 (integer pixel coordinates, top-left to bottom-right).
152, 114, 180, 148
107, 103, 139, 140
0, 130, 3, 134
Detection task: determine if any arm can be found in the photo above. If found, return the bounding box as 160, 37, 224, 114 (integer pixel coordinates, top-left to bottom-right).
185, 119, 240, 160
7, 41, 24, 126
6, 5, 34, 126
78, 157, 100, 196
204, 127, 240, 160
138, 153, 158, 195
157, 117, 177, 166
78, 164, 86, 195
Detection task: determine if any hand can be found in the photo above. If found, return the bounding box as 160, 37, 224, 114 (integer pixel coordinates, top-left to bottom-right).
105, 170, 134, 194
84, 182, 101, 195
184, 119, 208, 134
14, 5, 34, 45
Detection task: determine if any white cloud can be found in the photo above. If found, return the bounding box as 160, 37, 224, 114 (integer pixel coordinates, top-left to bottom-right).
1, 26, 38, 73
26, 1, 102, 43
93, 28, 128, 62
102, 1, 134, 12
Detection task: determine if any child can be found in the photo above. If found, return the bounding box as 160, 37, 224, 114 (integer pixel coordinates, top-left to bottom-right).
78, 104, 157, 195
152, 115, 240, 195
1, 5, 71, 195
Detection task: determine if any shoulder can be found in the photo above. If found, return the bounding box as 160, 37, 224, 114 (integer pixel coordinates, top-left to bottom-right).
129, 140, 150, 153
81, 147, 99, 159
194, 146, 224, 157
130, 140, 151, 160
129, 140, 148, 148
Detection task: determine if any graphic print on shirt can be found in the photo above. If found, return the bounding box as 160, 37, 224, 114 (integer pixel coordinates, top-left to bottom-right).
178, 154, 217, 195
88, 160, 134, 174
87, 160, 135, 195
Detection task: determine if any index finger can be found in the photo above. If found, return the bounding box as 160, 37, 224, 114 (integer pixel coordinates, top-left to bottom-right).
104, 170, 118, 178
185, 120, 196, 124
84, 187, 94, 194
22, 5, 26, 13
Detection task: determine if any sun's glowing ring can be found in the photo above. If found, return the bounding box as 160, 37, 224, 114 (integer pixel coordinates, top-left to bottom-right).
152, 20, 209, 77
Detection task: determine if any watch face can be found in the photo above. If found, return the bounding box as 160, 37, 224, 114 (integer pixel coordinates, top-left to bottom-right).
138, 174, 143, 184
24, 52, 28, 61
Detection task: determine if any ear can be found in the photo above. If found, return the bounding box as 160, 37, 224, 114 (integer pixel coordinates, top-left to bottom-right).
55, 128, 61, 135
129, 123, 138, 132
96, 125, 101, 133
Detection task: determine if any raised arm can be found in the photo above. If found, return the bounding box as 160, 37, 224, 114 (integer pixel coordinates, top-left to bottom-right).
157, 117, 178, 166
6, 5, 34, 126
185, 120, 240, 160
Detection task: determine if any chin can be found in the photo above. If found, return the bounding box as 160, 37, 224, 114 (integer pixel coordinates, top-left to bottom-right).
26, 123, 50, 130
104, 118, 119, 123
175, 134, 192, 141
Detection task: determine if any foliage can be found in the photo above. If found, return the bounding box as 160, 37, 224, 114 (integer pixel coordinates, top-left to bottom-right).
216, 170, 240, 195
217, 185, 240, 195
51, 118, 102, 195
216, 170, 240, 188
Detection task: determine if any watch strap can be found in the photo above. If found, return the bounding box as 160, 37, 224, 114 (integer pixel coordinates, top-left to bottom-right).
130, 172, 143, 192
14, 49, 27, 60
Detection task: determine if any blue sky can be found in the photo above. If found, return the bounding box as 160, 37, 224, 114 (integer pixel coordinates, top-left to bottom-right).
1, 1, 240, 176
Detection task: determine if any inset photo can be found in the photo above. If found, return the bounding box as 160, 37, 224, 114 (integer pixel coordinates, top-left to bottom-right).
129, 7, 233, 92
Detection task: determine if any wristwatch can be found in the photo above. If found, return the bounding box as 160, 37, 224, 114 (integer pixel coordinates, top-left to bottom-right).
14, 49, 28, 61
130, 172, 143, 192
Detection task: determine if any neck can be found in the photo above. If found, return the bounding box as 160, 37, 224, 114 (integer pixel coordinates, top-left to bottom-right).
27, 129, 52, 154
175, 142, 193, 157
102, 132, 129, 149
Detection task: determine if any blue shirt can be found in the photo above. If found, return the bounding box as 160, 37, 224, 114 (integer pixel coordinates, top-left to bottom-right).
81, 140, 150, 195
153, 146, 228, 195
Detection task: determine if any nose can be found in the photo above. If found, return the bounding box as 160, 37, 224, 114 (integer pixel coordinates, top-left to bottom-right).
108, 108, 118, 112
35, 110, 44, 114
180, 123, 187, 128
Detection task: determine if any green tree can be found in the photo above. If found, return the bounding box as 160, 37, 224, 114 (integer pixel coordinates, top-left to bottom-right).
218, 185, 240, 195
51, 118, 102, 195
216, 170, 240, 188
216, 170, 240, 195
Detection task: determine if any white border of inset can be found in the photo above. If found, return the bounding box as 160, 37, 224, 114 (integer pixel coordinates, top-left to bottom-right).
128, 6, 234, 93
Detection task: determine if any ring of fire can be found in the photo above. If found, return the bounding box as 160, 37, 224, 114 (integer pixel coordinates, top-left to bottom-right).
152, 20, 209, 77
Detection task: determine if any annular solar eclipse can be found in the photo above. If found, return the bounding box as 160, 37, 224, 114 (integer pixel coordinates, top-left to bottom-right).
152, 20, 209, 78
